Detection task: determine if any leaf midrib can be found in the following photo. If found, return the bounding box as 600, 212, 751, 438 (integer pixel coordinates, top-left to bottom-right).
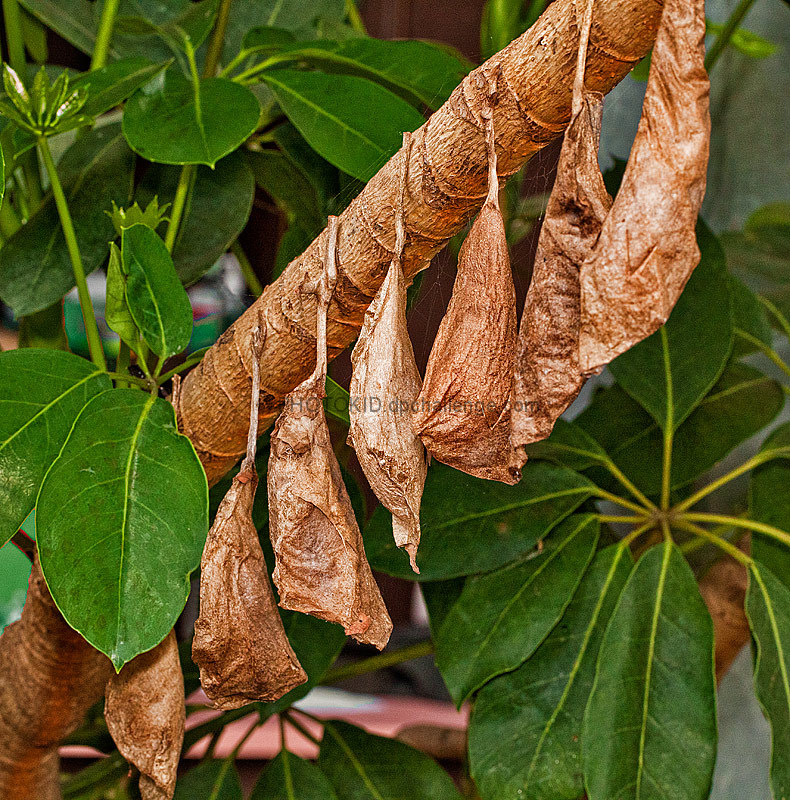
325, 725, 385, 800
114, 393, 156, 665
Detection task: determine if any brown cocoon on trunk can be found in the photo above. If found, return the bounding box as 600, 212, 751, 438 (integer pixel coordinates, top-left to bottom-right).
193, 326, 307, 708
0, 557, 112, 800
413, 75, 519, 485
348, 132, 427, 573
105, 631, 184, 800
511, 0, 612, 464
578, 0, 710, 373
268, 216, 393, 649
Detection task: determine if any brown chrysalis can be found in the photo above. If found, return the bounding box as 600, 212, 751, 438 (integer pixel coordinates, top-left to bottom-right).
511, 0, 611, 463
192, 324, 307, 709
578, 0, 710, 372
268, 216, 393, 650
413, 76, 520, 485
348, 132, 427, 573
105, 631, 184, 800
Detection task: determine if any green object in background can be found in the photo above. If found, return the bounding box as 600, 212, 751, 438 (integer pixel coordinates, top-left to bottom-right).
0, 532, 32, 632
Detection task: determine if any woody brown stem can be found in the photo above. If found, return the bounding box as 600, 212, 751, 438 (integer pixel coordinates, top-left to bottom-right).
175, 0, 666, 486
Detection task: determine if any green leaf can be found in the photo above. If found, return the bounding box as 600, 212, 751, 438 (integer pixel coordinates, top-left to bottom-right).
72, 58, 170, 119
105, 241, 140, 351
37, 389, 208, 669
261, 69, 424, 182
577, 361, 782, 497
267, 38, 468, 109
750, 423, 790, 591
0, 124, 134, 317
242, 25, 298, 52
318, 721, 462, 800
116, 0, 218, 53
123, 68, 260, 167
138, 152, 255, 285
121, 223, 193, 359
0, 141, 4, 208
524, 418, 610, 472
746, 561, 790, 800
0, 350, 111, 545
609, 225, 732, 431
707, 20, 777, 59
729, 274, 774, 357
436, 515, 600, 706
469, 544, 632, 800
252, 749, 338, 800
421, 578, 465, 640
174, 759, 243, 799
365, 461, 596, 581
325, 376, 349, 425
582, 541, 717, 800
19, 0, 97, 58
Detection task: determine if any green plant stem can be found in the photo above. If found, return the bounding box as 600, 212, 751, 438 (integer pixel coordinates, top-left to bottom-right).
115, 341, 131, 386
675, 448, 790, 513
345, 0, 367, 33
674, 519, 753, 566
284, 711, 322, 746
704, 0, 758, 71
620, 521, 657, 550
760, 296, 790, 344
163, 163, 195, 253
684, 513, 790, 549
598, 514, 649, 525
106, 371, 150, 389
231, 239, 263, 296
604, 460, 658, 511
321, 640, 434, 685
0, 194, 21, 237
183, 706, 259, 751
735, 328, 790, 381
202, 0, 234, 78
90, 0, 121, 70
219, 48, 252, 78
591, 486, 649, 515
37, 135, 107, 370
157, 347, 209, 384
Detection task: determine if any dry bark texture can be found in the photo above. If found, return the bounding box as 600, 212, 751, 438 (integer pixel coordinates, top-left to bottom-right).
174, 0, 665, 487
578, 0, 710, 373
193, 327, 307, 708
0, 558, 112, 800
348, 134, 427, 571
413, 77, 519, 485
104, 631, 184, 800
268, 218, 393, 649
511, 0, 611, 460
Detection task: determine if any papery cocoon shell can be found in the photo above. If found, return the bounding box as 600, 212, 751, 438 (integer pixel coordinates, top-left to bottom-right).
105, 631, 184, 800
269, 375, 393, 649
511, 4, 611, 462
578, 0, 710, 373
192, 467, 307, 709
348, 136, 427, 573
413, 106, 519, 485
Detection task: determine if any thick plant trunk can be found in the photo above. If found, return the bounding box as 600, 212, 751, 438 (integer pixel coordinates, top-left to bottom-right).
175, 0, 666, 485
0, 559, 112, 799
1, 2, 750, 797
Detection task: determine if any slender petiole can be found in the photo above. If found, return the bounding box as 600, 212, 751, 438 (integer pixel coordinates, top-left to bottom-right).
683, 513, 790, 549
673, 519, 753, 567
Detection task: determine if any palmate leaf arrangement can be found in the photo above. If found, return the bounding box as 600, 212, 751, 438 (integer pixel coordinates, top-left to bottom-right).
0, 0, 787, 797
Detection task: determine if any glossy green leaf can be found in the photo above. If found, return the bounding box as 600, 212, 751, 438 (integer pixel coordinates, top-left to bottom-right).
324, 376, 349, 425
609, 225, 732, 431
123, 68, 260, 166
19, 0, 97, 56
729, 274, 774, 357
470, 544, 632, 800
577, 362, 783, 497
261, 69, 424, 182
267, 38, 468, 109
582, 541, 717, 800
436, 515, 600, 706
421, 578, 465, 640
121, 223, 193, 358
116, 0, 218, 52
137, 152, 255, 285
318, 721, 462, 800
746, 561, 790, 800
72, 58, 170, 119
174, 759, 243, 799
37, 389, 208, 668
0, 350, 111, 545
750, 423, 790, 591
365, 461, 596, 581
524, 418, 609, 472
0, 124, 134, 316
242, 25, 298, 52
105, 242, 139, 352
252, 749, 338, 800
